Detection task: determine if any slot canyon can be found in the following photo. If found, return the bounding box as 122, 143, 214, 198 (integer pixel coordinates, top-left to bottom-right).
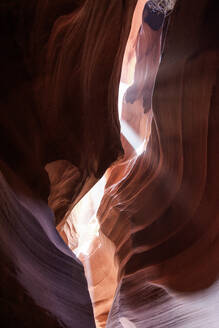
0, 0, 218, 327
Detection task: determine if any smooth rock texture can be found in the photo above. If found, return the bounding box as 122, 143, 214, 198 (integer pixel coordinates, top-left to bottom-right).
0, 0, 136, 326
0, 0, 218, 327
0, 163, 95, 328
98, 0, 219, 327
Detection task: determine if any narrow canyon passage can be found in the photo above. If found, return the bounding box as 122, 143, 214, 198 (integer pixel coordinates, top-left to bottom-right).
0, 0, 218, 328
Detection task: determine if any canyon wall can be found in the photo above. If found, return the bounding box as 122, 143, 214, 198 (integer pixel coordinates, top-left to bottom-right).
0, 0, 218, 327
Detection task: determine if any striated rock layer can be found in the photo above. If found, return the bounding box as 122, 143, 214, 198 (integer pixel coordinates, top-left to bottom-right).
0, 0, 136, 327
0, 0, 218, 327
97, 0, 219, 327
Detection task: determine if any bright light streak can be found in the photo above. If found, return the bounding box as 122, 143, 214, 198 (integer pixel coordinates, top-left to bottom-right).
74, 215, 100, 257
70, 176, 106, 257
118, 82, 145, 155
136, 141, 145, 155
118, 82, 130, 119
120, 119, 143, 150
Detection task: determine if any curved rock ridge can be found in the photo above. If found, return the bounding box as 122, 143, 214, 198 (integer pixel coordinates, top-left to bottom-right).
0, 162, 95, 327
99, 0, 172, 276
0, 0, 137, 327
69, 1, 176, 326
0, 0, 218, 327
96, 0, 219, 326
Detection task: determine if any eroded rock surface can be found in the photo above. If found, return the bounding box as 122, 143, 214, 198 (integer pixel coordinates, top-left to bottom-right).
0, 0, 136, 326
0, 0, 218, 327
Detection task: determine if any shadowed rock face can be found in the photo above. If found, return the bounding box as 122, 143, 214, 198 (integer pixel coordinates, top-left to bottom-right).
0, 0, 136, 326
0, 0, 219, 327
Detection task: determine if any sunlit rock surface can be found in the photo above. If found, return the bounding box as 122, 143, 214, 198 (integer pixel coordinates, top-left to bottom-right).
99, 0, 219, 327
0, 0, 218, 327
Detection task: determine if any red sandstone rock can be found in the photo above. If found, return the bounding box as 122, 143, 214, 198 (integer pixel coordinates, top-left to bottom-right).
0, 0, 218, 327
